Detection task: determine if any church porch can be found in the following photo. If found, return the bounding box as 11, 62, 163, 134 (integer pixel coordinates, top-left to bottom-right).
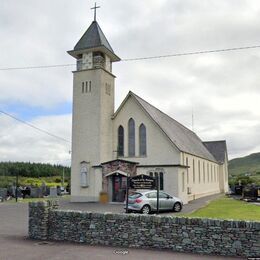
101, 159, 138, 203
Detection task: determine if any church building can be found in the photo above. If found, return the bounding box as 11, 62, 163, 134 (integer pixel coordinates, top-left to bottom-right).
68, 15, 229, 204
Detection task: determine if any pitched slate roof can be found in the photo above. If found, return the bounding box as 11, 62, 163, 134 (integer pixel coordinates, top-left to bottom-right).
119, 92, 218, 162
203, 141, 227, 163
74, 21, 114, 53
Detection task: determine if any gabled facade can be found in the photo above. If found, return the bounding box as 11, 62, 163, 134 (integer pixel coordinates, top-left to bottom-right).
69, 19, 229, 204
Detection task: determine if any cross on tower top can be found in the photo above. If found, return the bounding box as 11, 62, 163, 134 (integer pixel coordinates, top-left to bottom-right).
91, 2, 100, 21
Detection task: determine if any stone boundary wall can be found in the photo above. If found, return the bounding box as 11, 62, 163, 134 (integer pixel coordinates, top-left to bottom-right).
28, 201, 260, 258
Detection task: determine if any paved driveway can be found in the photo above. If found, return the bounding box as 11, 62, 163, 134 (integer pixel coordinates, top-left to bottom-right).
0, 194, 238, 260
59, 193, 223, 214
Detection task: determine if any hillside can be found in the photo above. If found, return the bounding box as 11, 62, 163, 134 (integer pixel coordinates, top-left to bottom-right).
229, 152, 260, 176
0, 161, 70, 178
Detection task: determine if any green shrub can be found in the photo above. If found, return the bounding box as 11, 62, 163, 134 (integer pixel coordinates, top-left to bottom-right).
55, 178, 61, 183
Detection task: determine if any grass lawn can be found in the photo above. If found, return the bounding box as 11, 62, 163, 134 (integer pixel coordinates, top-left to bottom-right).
182, 196, 260, 221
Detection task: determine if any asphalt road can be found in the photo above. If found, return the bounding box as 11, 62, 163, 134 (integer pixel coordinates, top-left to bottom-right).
0, 196, 239, 260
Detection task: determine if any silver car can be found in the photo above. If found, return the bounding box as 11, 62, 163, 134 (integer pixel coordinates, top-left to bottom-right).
124, 190, 183, 214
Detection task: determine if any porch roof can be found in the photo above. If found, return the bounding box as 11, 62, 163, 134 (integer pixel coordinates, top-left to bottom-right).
104, 170, 128, 177
100, 159, 139, 166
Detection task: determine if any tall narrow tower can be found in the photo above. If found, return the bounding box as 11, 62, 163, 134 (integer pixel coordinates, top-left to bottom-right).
68, 17, 120, 202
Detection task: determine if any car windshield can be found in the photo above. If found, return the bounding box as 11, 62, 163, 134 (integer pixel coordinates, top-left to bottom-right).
128, 192, 142, 199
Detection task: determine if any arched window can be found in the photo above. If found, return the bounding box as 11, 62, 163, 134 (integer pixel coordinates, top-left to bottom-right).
139, 124, 147, 156
128, 118, 135, 156
118, 125, 124, 156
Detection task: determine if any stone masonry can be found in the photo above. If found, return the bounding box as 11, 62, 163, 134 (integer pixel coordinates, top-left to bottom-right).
101, 159, 138, 193
28, 201, 260, 258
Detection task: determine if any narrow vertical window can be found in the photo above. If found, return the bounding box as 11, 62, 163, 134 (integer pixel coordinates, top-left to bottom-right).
85, 81, 88, 92
207, 163, 209, 182
105, 83, 111, 95
118, 126, 124, 156
211, 164, 213, 182
186, 157, 189, 184
203, 161, 205, 183
139, 124, 146, 156
198, 160, 201, 183
82, 82, 85, 93
89, 81, 92, 92
128, 118, 135, 156
182, 172, 185, 192
193, 159, 195, 183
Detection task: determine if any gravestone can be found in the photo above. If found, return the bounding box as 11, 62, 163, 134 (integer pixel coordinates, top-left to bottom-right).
41, 182, 47, 196
49, 187, 57, 197
30, 187, 43, 198
46, 186, 50, 196
0, 188, 7, 200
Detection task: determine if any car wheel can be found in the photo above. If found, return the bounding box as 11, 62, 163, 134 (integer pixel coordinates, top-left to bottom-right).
173, 202, 182, 212
141, 205, 151, 214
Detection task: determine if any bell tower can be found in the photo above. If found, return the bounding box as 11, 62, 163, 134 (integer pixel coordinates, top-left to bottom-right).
68, 8, 120, 201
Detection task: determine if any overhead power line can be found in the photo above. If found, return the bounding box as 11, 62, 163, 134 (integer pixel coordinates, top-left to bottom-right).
122, 45, 260, 61
0, 44, 260, 71
0, 110, 71, 144
0, 64, 75, 71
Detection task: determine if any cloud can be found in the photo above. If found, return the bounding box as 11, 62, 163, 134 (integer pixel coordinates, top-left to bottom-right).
0, 113, 71, 165
0, 0, 260, 162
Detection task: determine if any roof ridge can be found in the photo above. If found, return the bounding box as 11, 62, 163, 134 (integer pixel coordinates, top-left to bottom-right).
73, 21, 95, 50
203, 140, 226, 143
130, 91, 196, 136
129, 91, 217, 162
95, 21, 114, 52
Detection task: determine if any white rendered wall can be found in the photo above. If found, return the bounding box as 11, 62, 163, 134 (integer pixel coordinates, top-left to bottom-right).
136, 167, 180, 201
177, 166, 188, 204
182, 153, 221, 201
71, 68, 115, 202
105, 55, 111, 72
112, 95, 181, 165
219, 152, 229, 193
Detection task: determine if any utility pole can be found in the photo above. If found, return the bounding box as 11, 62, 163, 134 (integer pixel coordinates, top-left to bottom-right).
62, 168, 65, 188
156, 174, 160, 214
15, 171, 18, 202
125, 173, 129, 213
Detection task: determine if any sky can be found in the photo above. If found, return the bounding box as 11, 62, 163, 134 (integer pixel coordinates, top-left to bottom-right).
1, 0, 260, 165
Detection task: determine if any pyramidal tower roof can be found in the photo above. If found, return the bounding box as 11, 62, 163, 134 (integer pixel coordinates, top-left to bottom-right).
68, 20, 120, 62
74, 21, 114, 53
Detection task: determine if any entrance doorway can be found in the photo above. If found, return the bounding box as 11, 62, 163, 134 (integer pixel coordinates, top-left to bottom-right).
112, 174, 127, 202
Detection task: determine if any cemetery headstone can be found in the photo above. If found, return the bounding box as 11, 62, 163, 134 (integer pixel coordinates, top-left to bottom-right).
50, 187, 57, 197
